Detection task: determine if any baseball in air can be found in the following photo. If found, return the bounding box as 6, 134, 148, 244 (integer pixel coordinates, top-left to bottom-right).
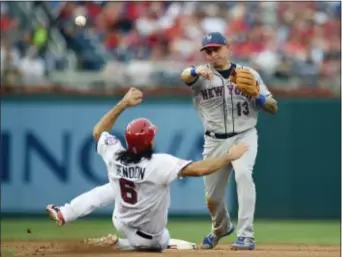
75, 15, 86, 26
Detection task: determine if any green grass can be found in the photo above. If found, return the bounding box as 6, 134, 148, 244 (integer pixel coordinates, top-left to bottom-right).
1, 248, 16, 257
1, 218, 340, 245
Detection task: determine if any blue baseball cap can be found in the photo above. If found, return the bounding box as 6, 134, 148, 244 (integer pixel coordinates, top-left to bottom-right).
200, 32, 228, 51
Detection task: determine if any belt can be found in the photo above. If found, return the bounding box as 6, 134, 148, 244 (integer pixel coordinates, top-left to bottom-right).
136, 230, 153, 240
205, 131, 238, 139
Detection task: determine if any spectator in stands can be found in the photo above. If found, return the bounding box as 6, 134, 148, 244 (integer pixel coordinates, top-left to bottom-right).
0, 2, 18, 33
15, 31, 32, 58
18, 46, 46, 85
0, 37, 22, 86
32, 23, 49, 58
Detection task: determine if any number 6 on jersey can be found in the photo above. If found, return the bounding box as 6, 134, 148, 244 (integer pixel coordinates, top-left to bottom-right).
119, 178, 137, 204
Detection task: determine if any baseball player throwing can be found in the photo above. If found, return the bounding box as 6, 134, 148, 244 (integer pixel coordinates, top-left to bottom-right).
46, 87, 248, 252
180, 32, 278, 250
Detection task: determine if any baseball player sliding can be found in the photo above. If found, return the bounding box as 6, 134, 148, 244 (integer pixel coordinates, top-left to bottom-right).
46, 87, 248, 252
180, 32, 278, 250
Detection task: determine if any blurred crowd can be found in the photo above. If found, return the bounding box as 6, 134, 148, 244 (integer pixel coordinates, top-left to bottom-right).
1, 2, 51, 86
1, 1, 341, 94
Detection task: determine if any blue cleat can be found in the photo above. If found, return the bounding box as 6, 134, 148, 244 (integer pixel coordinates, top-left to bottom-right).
231, 237, 255, 250
201, 223, 235, 249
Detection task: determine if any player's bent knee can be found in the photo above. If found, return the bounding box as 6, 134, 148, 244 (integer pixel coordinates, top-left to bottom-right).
234, 168, 254, 184
206, 197, 221, 215
206, 195, 224, 203
205, 187, 225, 200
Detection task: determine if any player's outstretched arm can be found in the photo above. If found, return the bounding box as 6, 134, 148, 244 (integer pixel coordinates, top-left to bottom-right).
93, 88, 143, 141
180, 65, 213, 84
179, 143, 248, 177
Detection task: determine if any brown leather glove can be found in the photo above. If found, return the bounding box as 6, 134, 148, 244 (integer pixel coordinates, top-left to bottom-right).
230, 68, 260, 97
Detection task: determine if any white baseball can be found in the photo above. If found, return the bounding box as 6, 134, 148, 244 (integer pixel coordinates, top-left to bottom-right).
75, 15, 86, 26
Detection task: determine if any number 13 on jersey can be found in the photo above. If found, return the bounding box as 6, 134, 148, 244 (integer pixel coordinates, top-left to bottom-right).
236, 101, 249, 116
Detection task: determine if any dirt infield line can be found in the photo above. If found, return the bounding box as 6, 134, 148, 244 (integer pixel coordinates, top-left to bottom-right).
1, 240, 340, 257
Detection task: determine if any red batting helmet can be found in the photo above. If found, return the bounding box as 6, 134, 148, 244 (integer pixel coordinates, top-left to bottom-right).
125, 118, 158, 154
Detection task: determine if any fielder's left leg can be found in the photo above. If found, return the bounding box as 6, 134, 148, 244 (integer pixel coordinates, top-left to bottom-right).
201, 136, 236, 249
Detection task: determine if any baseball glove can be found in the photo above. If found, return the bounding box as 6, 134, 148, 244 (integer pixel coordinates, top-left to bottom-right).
230, 68, 260, 97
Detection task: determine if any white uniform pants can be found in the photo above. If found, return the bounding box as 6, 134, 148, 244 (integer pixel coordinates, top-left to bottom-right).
60, 183, 115, 223
203, 128, 258, 238
113, 217, 170, 251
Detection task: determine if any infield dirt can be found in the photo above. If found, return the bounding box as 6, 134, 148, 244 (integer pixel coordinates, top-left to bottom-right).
1, 240, 340, 257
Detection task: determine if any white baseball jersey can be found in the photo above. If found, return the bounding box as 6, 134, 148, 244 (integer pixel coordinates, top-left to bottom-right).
97, 132, 192, 234
188, 63, 271, 134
